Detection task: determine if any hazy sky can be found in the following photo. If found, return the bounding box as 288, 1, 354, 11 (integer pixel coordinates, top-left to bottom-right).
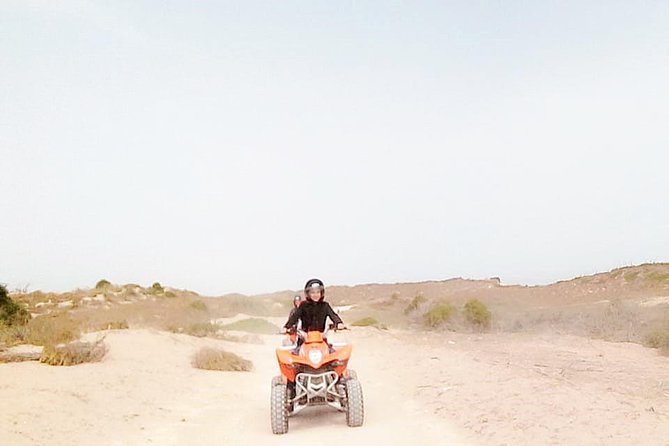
1, 1, 668, 295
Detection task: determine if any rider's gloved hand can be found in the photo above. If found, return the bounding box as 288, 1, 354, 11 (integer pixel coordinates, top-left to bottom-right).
336, 323, 346, 331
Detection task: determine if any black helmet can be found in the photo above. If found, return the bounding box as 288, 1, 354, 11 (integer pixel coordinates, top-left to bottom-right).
304, 278, 325, 301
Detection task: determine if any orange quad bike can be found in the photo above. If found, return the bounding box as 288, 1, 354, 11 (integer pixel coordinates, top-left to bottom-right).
270, 325, 364, 434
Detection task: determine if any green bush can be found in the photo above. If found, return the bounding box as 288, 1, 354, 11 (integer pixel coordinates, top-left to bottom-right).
151, 282, 164, 293
0, 284, 29, 326
463, 299, 491, 328
351, 317, 379, 327
95, 279, 111, 290
423, 304, 455, 328
404, 294, 427, 315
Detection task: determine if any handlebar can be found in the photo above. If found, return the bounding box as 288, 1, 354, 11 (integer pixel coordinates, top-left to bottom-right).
280, 324, 348, 338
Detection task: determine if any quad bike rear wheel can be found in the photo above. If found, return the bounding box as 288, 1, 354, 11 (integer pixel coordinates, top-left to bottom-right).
271, 380, 289, 434
345, 378, 364, 427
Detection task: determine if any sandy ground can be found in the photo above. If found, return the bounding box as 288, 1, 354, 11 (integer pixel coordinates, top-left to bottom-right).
1, 327, 668, 446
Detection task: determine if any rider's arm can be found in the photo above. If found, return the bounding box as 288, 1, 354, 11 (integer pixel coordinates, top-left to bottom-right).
326, 302, 343, 326
284, 305, 302, 329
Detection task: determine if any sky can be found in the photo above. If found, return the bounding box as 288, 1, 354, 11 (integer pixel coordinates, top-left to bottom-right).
1, 1, 668, 296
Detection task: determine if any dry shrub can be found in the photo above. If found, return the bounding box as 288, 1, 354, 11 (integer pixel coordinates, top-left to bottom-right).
643, 323, 669, 355
192, 347, 253, 371
589, 299, 640, 342
40, 338, 107, 366
26, 312, 80, 346
404, 294, 427, 315
463, 299, 491, 329
423, 304, 455, 328
0, 323, 30, 347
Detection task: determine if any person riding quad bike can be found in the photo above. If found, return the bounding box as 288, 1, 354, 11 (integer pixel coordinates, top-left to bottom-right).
284, 295, 304, 344
282, 278, 345, 351
271, 281, 362, 434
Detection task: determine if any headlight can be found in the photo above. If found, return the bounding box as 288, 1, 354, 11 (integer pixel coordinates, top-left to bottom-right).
308, 349, 323, 365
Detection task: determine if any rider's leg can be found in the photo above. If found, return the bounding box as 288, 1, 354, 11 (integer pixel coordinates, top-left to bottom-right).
292, 337, 304, 354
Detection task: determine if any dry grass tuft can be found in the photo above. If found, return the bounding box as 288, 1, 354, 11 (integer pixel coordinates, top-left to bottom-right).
191, 347, 253, 371
40, 338, 107, 366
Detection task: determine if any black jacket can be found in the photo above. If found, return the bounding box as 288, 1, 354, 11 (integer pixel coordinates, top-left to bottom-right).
287, 307, 300, 330
284, 300, 343, 332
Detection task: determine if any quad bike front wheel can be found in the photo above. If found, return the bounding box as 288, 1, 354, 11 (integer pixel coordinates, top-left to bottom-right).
271, 379, 289, 434
345, 378, 364, 427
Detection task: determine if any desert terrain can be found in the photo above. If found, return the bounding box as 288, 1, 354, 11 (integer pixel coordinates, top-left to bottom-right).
2, 264, 669, 445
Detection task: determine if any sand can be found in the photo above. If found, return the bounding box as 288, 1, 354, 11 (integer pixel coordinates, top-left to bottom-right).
1, 326, 668, 446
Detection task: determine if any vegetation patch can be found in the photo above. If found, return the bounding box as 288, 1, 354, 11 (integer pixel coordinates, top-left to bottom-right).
26, 312, 79, 346
192, 347, 253, 371
189, 300, 208, 312
404, 294, 427, 315
623, 271, 640, 282
423, 303, 455, 328
463, 299, 492, 329
643, 325, 669, 355
351, 317, 379, 327
40, 338, 107, 366
0, 284, 29, 326
172, 322, 221, 337
95, 279, 111, 290
647, 272, 669, 283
